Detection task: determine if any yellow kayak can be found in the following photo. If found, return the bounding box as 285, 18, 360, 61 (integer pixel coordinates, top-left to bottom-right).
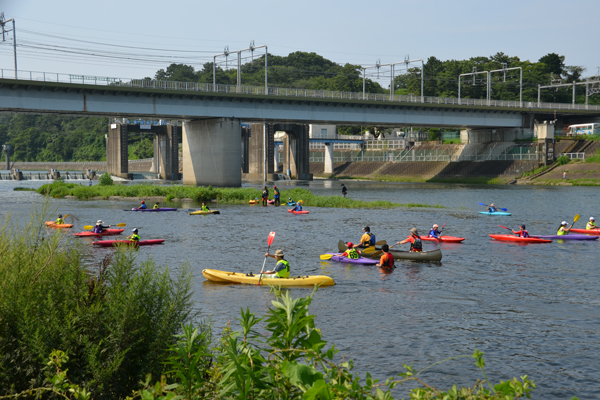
249, 199, 260, 205
202, 269, 335, 287
189, 210, 220, 215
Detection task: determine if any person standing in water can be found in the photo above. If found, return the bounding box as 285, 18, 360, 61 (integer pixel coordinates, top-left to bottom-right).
341, 184, 347, 198
262, 186, 269, 207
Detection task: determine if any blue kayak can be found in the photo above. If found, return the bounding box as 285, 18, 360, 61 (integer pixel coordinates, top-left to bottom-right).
287, 202, 296, 206
479, 211, 511, 216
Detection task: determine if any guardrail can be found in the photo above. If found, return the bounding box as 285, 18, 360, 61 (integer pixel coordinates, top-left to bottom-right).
2, 68, 600, 112
560, 152, 586, 160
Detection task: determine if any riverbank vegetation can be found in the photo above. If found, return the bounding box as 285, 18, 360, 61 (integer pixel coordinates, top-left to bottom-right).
35, 180, 444, 209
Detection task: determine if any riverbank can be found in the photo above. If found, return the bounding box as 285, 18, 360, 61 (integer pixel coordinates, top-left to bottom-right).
34, 181, 443, 209
517, 159, 600, 186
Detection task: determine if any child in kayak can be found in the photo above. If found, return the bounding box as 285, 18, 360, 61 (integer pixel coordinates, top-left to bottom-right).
428, 224, 442, 239
153, 202, 160, 209
512, 225, 529, 238
262, 249, 290, 278
486, 203, 497, 213
358, 226, 376, 248
93, 220, 111, 234
295, 201, 303, 211
397, 228, 423, 252
137, 201, 147, 210
127, 228, 140, 242
201, 202, 210, 212
56, 214, 64, 225
587, 217, 596, 230
376, 244, 394, 268
341, 242, 360, 259
557, 221, 572, 235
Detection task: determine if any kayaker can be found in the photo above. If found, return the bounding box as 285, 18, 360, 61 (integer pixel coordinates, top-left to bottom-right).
486, 203, 497, 213
397, 228, 423, 252
341, 184, 347, 198
138, 201, 147, 210
376, 244, 394, 268
262, 249, 290, 278
153, 202, 160, 210
56, 214, 64, 225
428, 224, 442, 239
288, 197, 295, 206
341, 242, 360, 259
273, 186, 280, 206
127, 228, 140, 242
201, 202, 210, 212
512, 224, 530, 238
261, 186, 269, 207
587, 217, 597, 230
358, 226, 376, 247
93, 220, 111, 234
557, 221, 572, 236
295, 201, 303, 212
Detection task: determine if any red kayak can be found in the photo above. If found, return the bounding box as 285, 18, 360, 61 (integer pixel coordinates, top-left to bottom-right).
73, 229, 124, 237
489, 234, 552, 243
287, 209, 309, 214
93, 239, 165, 247
570, 228, 600, 235
416, 235, 465, 243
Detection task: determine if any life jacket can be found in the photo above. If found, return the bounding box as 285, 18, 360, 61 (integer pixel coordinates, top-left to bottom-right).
520, 230, 530, 238
140, 204, 146, 209
557, 226, 568, 235
153, 205, 159, 209
93, 225, 102, 234
274, 189, 280, 198
367, 232, 376, 245
428, 229, 439, 238
56, 218, 64, 225
275, 259, 290, 278
262, 190, 268, 199
380, 252, 394, 268
201, 205, 209, 211
489, 207, 496, 213
296, 204, 302, 211
129, 234, 140, 242
587, 222, 597, 230
410, 235, 422, 252
345, 248, 359, 259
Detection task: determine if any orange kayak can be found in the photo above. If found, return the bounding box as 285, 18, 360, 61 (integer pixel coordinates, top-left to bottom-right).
45, 221, 73, 228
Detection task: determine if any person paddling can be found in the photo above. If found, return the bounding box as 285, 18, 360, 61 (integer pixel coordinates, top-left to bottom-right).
295, 201, 303, 212
587, 217, 597, 230
273, 186, 280, 206
153, 202, 160, 209
137, 201, 147, 210
288, 197, 294, 205
397, 228, 423, 252
376, 244, 394, 268
262, 249, 290, 278
201, 202, 210, 212
358, 226, 376, 248
557, 221, 572, 236
512, 224, 530, 238
428, 224, 442, 239
93, 220, 111, 234
56, 214, 64, 225
341, 242, 360, 259
261, 186, 269, 207
486, 203, 497, 213
127, 228, 140, 242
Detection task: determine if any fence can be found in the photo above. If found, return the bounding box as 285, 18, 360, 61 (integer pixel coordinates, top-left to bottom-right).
3, 68, 600, 112
560, 152, 586, 160
308, 139, 406, 150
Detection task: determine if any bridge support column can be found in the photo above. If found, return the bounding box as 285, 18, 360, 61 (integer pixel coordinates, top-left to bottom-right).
182, 118, 242, 187
154, 125, 181, 180
241, 125, 250, 174
278, 124, 313, 180
324, 143, 334, 174
107, 123, 132, 179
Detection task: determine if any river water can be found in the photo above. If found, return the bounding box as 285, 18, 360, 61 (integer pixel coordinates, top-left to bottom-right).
1, 179, 598, 399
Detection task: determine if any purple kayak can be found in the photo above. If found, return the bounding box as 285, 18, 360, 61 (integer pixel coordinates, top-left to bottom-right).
532, 234, 599, 241
129, 208, 178, 212
327, 254, 379, 265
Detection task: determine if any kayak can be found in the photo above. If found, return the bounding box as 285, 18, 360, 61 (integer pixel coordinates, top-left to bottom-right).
417, 235, 465, 243
45, 221, 73, 228
287, 201, 296, 206
479, 211, 512, 216
489, 234, 552, 243
189, 210, 220, 215
326, 254, 379, 265
570, 228, 600, 235
532, 234, 599, 241
249, 199, 260, 204
93, 239, 165, 247
288, 209, 309, 214
336, 241, 441, 262
130, 208, 177, 212
73, 229, 124, 237
267, 199, 275, 205
202, 269, 335, 287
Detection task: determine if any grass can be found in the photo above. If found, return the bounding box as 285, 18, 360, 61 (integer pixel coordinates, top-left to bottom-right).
36, 180, 443, 209
427, 176, 509, 185
521, 165, 549, 177
13, 187, 36, 191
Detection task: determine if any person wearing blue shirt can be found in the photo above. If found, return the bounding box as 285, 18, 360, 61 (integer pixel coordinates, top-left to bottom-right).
295, 201, 303, 211
428, 224, 442, 238
138, 201, 147, 209
486, 203, 496, 213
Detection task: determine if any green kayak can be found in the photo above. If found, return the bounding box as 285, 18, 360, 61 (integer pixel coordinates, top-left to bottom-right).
337, 240, 442, 262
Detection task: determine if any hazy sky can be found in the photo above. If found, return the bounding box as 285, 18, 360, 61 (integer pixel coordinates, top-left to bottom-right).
1, 0, 599, 84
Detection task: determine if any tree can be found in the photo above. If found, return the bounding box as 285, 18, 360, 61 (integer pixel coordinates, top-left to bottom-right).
155, 64, 197, 82
538, 53, 565, 75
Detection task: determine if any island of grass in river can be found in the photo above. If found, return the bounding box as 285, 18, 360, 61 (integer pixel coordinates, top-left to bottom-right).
35, 181, 443, 209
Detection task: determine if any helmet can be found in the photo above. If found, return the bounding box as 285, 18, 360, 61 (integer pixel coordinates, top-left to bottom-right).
347, 242, 354, 248
289, 197, 292, 200
141, 200, 145, 204
274, 186, 277, 188
132, 228, 138, 233
433, 224, 439, 228
363, 226, 370, 232
58, 214, 62, 218
590, 217, 595, 221
97, 220, 103, 225
561, 221, 568, 226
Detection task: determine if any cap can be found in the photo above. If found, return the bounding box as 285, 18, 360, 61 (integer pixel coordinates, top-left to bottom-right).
561, 221, 568, 225
347, 242, 354, 248
141, 200, 145, 204
363, 226, 370, 232
97, 220, 103, 224
520, 224, 526, 229
274, 186, 277, 188
590, 217, 595, 221
132, 228, 138, 232
274, 249, 284, 256
410, 228, 419, 235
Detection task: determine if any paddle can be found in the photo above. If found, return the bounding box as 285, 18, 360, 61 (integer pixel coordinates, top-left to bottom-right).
320, 253, 338, 260
84, 223, 127, 230
257, 231, 276, 286
479, 202, 508, 212
571, 214, 580, 229
436, 222, 446, 239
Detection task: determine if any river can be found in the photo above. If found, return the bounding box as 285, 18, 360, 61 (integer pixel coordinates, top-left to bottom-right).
1, 178, 598, 399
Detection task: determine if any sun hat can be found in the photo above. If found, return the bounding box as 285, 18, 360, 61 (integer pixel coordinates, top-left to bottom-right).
590, 217, 595, 221
274, 249, 284, 256
410, 227, 419, 235
97, 220, 103, 224
561, 221, 568, 225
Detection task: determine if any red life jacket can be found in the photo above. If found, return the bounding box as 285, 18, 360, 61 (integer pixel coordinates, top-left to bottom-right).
380, 252, 394, 268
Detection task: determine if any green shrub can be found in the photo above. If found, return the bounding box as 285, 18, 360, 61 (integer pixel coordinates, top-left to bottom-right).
99, 172, 114, 186
555, 155, 570, 166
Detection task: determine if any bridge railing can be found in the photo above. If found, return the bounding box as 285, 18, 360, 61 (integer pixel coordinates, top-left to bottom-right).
560, 152, 586, 160
3, 68, 600, 112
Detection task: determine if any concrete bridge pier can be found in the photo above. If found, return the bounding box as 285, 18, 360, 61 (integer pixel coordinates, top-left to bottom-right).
243, 123, 278, 180
182, 118, 242, 187
324, 143, 334, 174
107, 123, 133, 179
278, 124, 313, 180
154, 125, 181, 180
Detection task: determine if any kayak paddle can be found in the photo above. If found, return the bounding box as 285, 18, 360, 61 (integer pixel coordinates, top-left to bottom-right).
438, 222, 446, 238
257, 231, 276, 286
320, 253, 339, 260
479, 203, 508, 212
83, 223, 127, 230
572, 214, 580, 228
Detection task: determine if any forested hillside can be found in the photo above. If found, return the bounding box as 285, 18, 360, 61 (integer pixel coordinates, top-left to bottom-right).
1, 51, 597, 162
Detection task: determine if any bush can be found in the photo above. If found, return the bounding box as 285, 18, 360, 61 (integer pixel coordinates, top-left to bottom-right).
555, 155, 570, 166
0, 204, 196, 399
99, 172, 114, 186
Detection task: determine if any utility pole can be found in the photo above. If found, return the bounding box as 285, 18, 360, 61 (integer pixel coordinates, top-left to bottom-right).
0, 13, 17, 78
213, 42, 268, 93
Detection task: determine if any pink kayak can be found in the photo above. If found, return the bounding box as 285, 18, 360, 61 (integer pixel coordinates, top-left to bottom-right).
489, 234, 552, 243
416, 235, 465, 243
73, 229, 124, 237
93, 239, 165, 247
288, 209, 309, 214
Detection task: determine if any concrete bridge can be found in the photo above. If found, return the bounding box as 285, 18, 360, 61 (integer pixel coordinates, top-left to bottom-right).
2, 72, 600, 186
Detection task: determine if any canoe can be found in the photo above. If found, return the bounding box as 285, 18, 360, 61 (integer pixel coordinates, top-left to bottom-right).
570, 228, 600, 235
189, 210, 220, 215
288, 209, 309, 214
202, 269, 335, 287
532, 234, 599, 241
489, 234, 552, 243
93, 239, 165, 247
336, 240, 441, 262
73, 229, 124, 237
326, 254, 379, 265
479, 211, 512, 216
129, 208, 177, 212
418, 235, 465, 243
45, 221, 73, 228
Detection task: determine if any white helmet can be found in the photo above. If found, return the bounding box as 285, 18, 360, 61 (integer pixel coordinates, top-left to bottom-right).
590, 217, 595, 221
97, 220, 103, 224
561, 221, 568, 226
433, 224, 439, 228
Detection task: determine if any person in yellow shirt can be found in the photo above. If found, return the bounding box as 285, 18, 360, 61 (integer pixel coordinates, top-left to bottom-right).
557, 221, 572, 235
586, 217, 597, 230
358, 226, 376, 248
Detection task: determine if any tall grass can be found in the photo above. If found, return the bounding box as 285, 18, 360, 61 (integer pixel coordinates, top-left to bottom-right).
0, 201, 196, 399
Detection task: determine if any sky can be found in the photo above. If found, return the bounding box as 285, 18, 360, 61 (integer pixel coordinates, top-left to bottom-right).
1, 0, 599, 86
